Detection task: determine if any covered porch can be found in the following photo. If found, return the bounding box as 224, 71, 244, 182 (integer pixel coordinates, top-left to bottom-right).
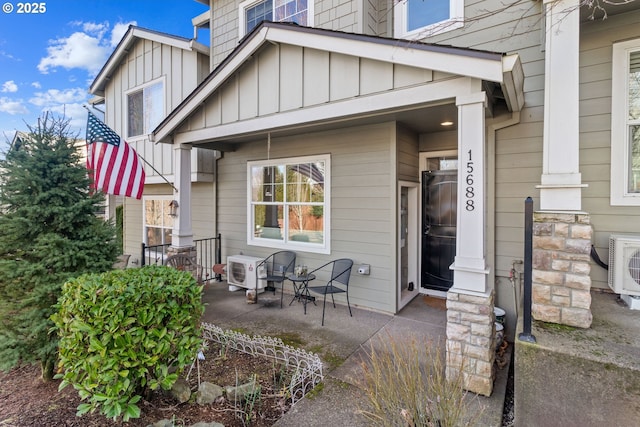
152, 21, 525, 395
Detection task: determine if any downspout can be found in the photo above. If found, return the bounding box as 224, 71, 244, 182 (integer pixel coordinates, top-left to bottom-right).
487, 111, 521, 293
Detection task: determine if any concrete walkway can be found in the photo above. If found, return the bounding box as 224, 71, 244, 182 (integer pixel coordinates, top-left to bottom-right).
200, 282, 509, 426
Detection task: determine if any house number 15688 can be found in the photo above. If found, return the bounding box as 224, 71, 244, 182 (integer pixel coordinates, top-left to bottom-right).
465, 150, 475, 211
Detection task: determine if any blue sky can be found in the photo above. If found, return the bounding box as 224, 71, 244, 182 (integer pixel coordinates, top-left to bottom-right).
0, 0, 209, 151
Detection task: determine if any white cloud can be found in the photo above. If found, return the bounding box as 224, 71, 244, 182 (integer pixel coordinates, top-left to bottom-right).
31, 82, 41, 89
111, 21, 136, 47
82, 21, 108, 37
1, 81, 18, 93
38, 32, 110, 75
0, 97, 28, 115
29, 88, 87, 107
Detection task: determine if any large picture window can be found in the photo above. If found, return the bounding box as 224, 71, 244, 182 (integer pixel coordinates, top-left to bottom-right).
239, 0, 313, 39
127, 79, 164, 139
248, 155, 330, 253
611, 39, 640, 205
394, 0, 463, 39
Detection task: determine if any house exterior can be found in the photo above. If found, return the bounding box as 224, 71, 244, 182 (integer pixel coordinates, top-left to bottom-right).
88, 25, 215, 252
91, 0, 640, 397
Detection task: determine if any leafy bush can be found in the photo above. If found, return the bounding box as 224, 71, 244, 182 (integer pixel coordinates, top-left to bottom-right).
51, 266, 204, 421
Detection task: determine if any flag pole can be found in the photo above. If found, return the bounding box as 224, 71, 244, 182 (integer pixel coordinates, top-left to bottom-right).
84, 105, 178, 193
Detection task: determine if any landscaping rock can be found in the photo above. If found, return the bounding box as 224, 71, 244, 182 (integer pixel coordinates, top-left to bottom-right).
191, 422, 225, 427
196, 381, 224, 405
170, 378, 192, 403
225, 377, 259, 403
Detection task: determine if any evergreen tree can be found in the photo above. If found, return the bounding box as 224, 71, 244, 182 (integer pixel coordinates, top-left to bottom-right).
0, 113, 118, 380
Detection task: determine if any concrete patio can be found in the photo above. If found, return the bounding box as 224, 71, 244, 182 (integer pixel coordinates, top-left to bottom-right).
200, 281, 510, 426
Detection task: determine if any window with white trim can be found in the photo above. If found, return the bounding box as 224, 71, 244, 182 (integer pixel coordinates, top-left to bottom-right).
239, 0, 313, 39
143, 197, 174, 247
126, 79, 164, 139
248, 155, 330, 254
394, 0, 464, 39
611, 39, 640, 205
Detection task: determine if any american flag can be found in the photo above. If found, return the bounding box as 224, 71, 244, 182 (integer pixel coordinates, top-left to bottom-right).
86, 111, 145, 199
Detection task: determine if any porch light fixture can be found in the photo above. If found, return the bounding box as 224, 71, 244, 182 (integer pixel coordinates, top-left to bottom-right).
168, 200, 179, 217
440, 121, 454, 127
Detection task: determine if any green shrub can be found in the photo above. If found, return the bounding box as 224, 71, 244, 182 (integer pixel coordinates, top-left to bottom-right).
51, 266, 204, 422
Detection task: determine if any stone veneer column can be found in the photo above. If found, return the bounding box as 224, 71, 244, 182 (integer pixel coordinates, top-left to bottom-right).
446, 290, 495, 397
532, 212, 593, 328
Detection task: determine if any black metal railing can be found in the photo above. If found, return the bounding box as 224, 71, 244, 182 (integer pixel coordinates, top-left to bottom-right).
141, 233, 222, 282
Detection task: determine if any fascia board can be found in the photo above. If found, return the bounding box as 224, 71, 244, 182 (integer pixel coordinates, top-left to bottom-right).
501, 54, 525, 112
90, 27, 206, 95
264, 26, 504, 82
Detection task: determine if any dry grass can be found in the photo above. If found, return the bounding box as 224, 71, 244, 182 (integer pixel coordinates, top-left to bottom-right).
358, 334, 482, 427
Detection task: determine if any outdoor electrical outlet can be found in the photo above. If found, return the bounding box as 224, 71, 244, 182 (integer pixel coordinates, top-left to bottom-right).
357, 264, 370, 275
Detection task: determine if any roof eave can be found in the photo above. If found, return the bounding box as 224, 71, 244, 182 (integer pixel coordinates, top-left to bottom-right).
89, 26, 208, 95
153, 22, 518, 143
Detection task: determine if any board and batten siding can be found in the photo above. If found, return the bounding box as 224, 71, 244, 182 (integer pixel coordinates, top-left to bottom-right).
104, 37, 213, 182
214, 122, 399, 313
181, 42, 434, 134
579, 10, 640, 290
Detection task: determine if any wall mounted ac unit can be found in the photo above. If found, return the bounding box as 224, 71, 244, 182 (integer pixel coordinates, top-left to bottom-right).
608, 234, 640, 297
226, 255, 266, 292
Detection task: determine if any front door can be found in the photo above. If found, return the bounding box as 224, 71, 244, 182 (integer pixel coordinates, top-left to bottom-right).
421, 170, 457, 292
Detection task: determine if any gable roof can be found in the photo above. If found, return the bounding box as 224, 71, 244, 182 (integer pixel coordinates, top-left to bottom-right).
89, 25, 209, 97
153, 21, 524, 143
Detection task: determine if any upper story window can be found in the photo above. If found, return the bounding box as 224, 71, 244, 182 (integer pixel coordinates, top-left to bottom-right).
611, 39, 640, 206
239, 0, 313, 39
126, 79, 164, 139
394, 0, 464, 39
248, 154, 330, 254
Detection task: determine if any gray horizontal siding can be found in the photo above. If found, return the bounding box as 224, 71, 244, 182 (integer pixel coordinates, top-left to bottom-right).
579, 10, 640, 289
215, 122, 398, 312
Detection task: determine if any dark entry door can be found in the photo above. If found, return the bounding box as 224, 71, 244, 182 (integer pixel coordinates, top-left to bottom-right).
421, 170, 457, 291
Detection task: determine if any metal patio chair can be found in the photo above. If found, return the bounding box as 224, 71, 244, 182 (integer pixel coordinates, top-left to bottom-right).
257, 250, 296, 307
306, 259, 354, 326
164, 253, 204, 283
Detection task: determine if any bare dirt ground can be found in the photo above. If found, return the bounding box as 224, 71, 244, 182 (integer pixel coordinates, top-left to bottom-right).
0, 344, 292, 427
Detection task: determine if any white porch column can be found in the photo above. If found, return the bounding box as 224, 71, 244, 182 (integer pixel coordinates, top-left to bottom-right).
172, 144, 193, 248
446, 91, 495, 396
451, 91, 489, 294
538, 0, 586, 210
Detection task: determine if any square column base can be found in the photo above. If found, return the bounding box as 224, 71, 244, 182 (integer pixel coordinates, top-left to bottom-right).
446, 288, 495, 396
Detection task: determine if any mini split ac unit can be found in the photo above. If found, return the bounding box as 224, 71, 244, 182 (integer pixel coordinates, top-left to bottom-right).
226, 255, 267, 292
608, 234, 640, 298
